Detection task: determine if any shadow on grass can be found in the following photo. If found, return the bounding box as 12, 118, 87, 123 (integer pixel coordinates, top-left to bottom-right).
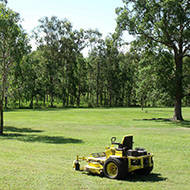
4, 107, 74, 112
4, 126, 44, 133
83, 172, 167, 182
1, 133, 83, 144
126, 173, 167, 182
1, 126, 83, 144
134, 118, 190, 128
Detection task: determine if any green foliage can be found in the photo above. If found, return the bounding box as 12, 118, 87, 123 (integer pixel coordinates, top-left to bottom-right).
32, 16, 87, 107
116, 0, 190, 120
135, 46, 175, 107
0, 3, 30, 133
1, 1, 190, 115
116, 0, 190, 48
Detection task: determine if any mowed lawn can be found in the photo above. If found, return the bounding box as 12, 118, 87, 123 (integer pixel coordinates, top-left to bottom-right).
0, 107, 190, 190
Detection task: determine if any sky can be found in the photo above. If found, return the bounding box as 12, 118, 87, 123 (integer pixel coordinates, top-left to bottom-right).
7, 0, 133, 51
8, 0, 123, 35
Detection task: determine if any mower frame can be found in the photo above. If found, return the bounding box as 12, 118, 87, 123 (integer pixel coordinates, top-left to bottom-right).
73, 135, 153, 179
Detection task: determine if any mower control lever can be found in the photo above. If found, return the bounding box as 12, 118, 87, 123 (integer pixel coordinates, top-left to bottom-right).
111, 137, 116, 143
111, 137, 121, 145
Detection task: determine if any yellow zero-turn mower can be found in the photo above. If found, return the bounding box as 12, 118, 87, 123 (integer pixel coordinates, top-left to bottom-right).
73, 135, 153, 179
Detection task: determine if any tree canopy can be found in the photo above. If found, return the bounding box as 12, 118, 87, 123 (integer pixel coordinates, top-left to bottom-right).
0, 2, 29, 134
116, 0, 190, 120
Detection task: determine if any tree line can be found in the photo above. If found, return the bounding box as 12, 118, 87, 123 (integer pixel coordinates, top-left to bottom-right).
7, 16, 190, 110
0, 0, 190, 134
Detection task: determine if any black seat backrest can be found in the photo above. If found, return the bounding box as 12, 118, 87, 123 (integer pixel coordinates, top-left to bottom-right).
120, 136, 133, 150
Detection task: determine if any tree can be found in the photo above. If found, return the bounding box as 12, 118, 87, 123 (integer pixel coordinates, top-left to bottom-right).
116, 0, 190, 120
34, 16, 87, 107
135, 48, 175, 108
34, 16, 70, 107
0, 3, 29, 134
85, 29, 106, 106
0, 0, 7, 4
104, 35, 121, 106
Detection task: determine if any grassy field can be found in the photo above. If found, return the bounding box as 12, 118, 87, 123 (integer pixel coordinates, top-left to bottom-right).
0, 107, 189, 190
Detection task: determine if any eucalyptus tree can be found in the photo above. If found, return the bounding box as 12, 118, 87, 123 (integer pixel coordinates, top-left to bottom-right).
34, 16, 71, 107
118, 52, 137, 107
0, 3, 29, 134
57, 25, 87, 106
86, 30, 134, 107
34, 16, 87, 107
75, 54, 88, 107
129, 39, 176, 108
73, 29, 88, 107
116, 0, 190, 120
135, 49, 173, 108
85, 29, 106, 106
13, 51, 45, 108
104, 35, 122, 106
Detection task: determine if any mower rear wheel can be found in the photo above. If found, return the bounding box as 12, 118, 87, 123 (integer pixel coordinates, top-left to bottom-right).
103, 157, 127, 179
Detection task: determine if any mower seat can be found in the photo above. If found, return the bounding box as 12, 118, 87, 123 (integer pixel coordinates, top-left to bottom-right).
118, 135, 133, 150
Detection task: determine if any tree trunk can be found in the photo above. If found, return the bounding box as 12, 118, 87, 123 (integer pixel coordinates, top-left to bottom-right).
77, 90, 81, 108
96, 61, 100, 106
29, 96, 33, 109
100, 92, 103, 106
173, 98, 183, 120
62, 96, 66, 107
50, 94, 54, 107
0, 100, 4, 135
104, 91, 108, 106
122, 84, 125, 106
109, 92, 112, 107
36, 95, 38, 106
77, 95, 80, 107
43, 94, 46, 107
173, 54, 184, 121
141, 98, 144, 111
96, 91, 99, 106
5, 96, 8, 109
19, 98, 21, 108
66, 94, 69, 107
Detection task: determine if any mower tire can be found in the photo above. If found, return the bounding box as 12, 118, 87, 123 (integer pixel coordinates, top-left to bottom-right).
103, 157, 127, 179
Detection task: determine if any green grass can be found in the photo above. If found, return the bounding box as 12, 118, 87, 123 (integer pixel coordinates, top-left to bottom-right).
0, 107, 190, 190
